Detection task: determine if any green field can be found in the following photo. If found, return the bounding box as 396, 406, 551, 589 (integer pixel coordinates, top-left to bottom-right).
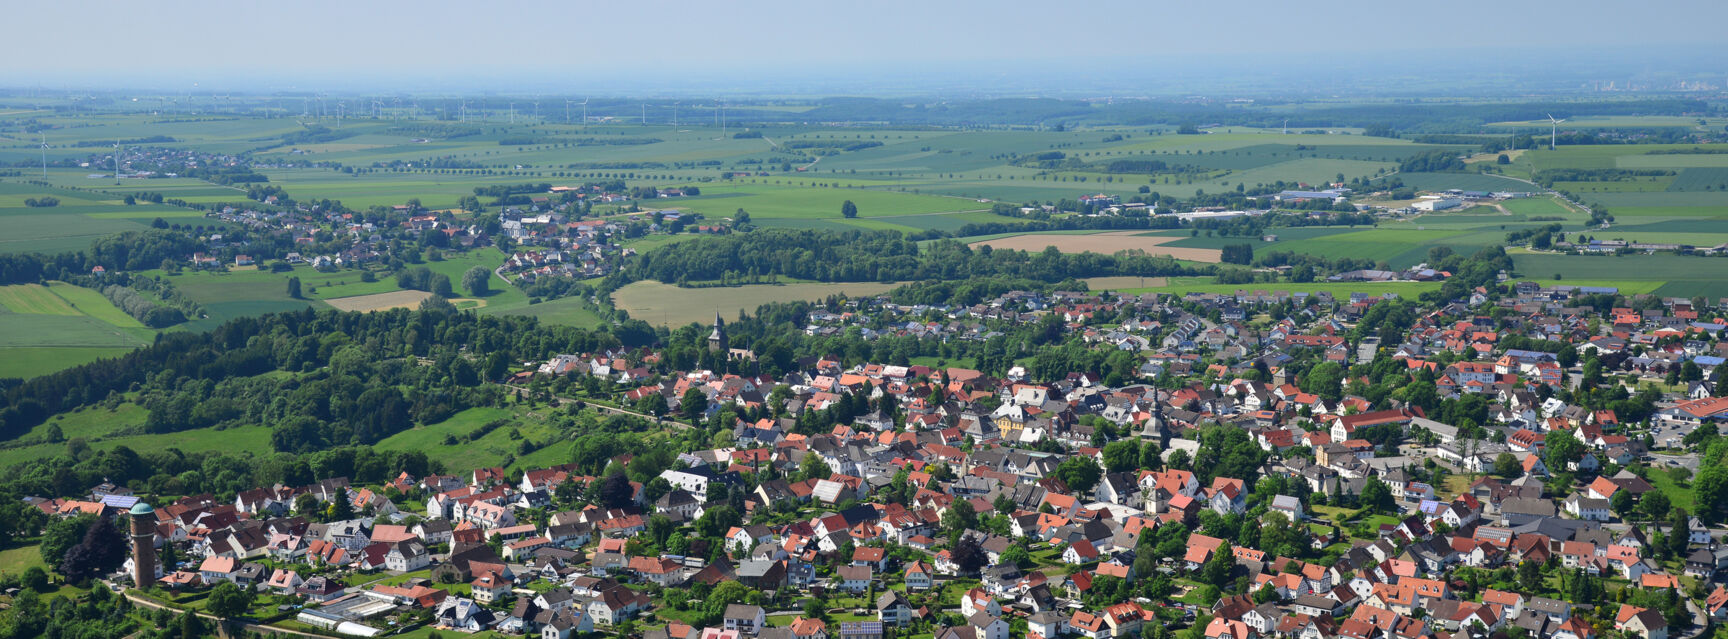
0, 283, 81, 315
0, 282, 154, 378
614, 280, 905, 327
152, 247, 526, 330
1391, 172, 1535, 192
0, 181, 222, 256
6, 112, 1728, 350
0, 423, 273, 469
0, 544, 48, 580
374, 406, 570, 474
494, 296, 608, 328
1097, 276, 1446, 298
1512, 253, 1728, 298
0, 346, 134, 379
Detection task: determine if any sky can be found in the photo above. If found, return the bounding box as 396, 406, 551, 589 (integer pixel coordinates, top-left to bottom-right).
8, 0, 1728, 93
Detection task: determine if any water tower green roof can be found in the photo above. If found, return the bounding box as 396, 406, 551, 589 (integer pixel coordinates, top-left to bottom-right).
129, 502, 154, 516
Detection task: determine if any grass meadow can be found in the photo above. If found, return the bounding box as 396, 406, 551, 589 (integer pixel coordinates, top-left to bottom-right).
613, 280, 904, 327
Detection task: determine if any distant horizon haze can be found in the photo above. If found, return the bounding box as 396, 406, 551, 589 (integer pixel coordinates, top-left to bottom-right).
5, 0, 1727, 95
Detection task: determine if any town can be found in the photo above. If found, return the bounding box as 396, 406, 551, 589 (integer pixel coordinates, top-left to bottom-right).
12, 271, 1728, 639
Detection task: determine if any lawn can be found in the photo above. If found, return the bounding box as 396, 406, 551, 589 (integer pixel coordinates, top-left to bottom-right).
1646, 465, 1698, 513
0, 543, 47, 578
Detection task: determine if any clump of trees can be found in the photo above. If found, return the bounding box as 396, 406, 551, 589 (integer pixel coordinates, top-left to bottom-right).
463, 266, 490, 297
101, 285, 184, 327
1397, 150, 1466, 173
1220, 243, 1254, 265
396, 266, 454, 297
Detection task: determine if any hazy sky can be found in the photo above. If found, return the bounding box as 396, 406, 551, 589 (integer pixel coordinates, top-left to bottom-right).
9, 0, 1728, 91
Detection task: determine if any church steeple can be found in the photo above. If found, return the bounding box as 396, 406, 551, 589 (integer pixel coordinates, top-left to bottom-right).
708, 311, 728, 353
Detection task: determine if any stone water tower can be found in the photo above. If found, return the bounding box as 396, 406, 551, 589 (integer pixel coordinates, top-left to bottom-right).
129, 501, 156, 589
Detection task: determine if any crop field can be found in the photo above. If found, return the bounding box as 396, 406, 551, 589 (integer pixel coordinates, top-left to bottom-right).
1500, 197, 1573, 216
1390, 172, 1534, 192
613, 280, 904, 327
1512, 253, 1728, 298
1666, 168, 1728, 192
1081, 276, 1169, 290
1095, 276, 1446, 298
10, 110, 1728, 348
0, 180, 218, 255
0, 346, 133, 379
1153, 227, 1359, 250
968, 231, 1223, 261
670, 184, 983, 221
0, 283, 81, 315
0, 282, 152, 378
1516, 144, 1728, 218
323, 289, 434, 312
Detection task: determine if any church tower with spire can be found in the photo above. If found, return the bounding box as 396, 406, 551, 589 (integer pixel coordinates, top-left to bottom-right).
708, 311, 729, 354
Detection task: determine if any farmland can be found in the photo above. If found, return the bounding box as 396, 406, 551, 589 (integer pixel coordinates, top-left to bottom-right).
323, 289, 434, 312
0, 181, 217, 256
1512, 252, 1728, 298
968, 231, 1223, 262
0, 282, 153, 377
6, 107, 1728, 370
613, 280, 904, 327
493, 295, 608, 328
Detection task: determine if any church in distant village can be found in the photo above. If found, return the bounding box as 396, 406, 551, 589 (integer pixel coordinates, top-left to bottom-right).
707, 311, 728, 353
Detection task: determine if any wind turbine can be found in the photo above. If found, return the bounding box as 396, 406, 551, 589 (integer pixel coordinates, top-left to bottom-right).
40, 131, 48, 178
113, 141, 122, 185
672, 101, 680, 127
1546, 114, 1566, 150
1282, 119, 1289, 135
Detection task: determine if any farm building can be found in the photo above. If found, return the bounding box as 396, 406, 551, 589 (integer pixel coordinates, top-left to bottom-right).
1412, 197, 1462, 211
